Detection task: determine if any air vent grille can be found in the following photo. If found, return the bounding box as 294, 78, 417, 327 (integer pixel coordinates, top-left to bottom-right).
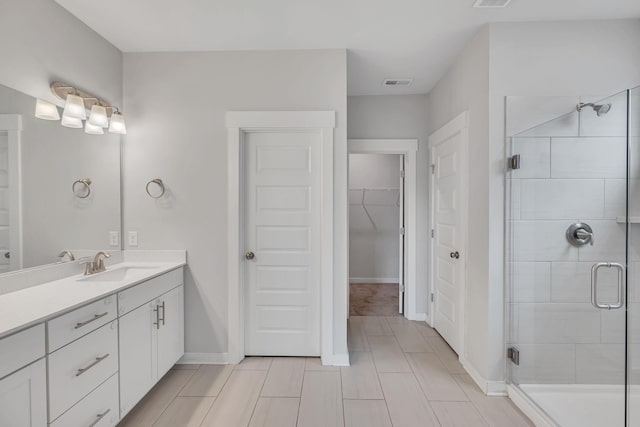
383, 78, 413, 87
473, 0, 511, 8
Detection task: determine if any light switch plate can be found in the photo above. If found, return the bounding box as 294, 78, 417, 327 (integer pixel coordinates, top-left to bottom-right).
128, 231, 138, 247
109, 231, 119, 247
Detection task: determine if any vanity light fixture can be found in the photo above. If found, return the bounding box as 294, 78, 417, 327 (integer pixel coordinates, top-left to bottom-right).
36, 82, 128, 135
35, 99, 60, 120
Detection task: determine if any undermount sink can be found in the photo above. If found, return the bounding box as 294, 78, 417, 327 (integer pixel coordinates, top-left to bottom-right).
79, 266, 158, 282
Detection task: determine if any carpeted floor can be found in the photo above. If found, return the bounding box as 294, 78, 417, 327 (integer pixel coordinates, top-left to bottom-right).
349, 283, 401, 316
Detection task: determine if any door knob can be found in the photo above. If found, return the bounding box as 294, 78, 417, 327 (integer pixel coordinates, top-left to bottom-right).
450, 251, 460, 259
245, 251, 255, 260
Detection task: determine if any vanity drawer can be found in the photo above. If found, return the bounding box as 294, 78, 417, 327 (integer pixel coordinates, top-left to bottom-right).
0, 324, 45, 379
48, 296, 117, 352
51, 373, 119, 427
48, 320, 118, 421
118, 267, 183, 315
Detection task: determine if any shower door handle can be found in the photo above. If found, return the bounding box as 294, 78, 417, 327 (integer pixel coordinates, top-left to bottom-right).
591, 262, 625, 310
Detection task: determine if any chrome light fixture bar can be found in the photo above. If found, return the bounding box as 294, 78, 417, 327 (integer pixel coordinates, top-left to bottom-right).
35, 82, 127, 135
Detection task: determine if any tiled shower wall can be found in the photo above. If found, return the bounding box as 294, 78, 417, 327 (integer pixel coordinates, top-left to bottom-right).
508, 91, 640, 385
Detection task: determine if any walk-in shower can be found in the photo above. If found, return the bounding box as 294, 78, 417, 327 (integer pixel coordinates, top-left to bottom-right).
506, 87, 640, 427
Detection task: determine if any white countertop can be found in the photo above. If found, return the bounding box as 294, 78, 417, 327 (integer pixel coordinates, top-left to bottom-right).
0, 257, 186, 339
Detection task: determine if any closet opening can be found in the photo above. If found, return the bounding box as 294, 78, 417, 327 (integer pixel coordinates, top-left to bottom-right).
348, 153, 404, 317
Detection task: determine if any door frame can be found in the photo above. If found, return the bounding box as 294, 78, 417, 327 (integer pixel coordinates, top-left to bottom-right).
0, 114, 22, 271
226, 111, 335, 365
347, 139, 418, 320
427, 111, 468, 356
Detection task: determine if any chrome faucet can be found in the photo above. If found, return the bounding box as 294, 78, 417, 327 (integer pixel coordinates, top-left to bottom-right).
58, 250, 75, 262
84, 251, 111, 275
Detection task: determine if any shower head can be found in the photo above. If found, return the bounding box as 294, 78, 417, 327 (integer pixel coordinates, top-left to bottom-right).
576, 102, 612, 117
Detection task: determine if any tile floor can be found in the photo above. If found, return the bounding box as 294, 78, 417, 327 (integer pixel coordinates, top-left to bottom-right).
119, 316, 533, 427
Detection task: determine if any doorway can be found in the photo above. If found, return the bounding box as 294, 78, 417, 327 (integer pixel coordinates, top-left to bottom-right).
349, 153, 404, 316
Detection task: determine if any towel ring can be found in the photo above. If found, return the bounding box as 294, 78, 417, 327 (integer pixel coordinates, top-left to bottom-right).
146, 178, 165, 199
72, 178, 92, 199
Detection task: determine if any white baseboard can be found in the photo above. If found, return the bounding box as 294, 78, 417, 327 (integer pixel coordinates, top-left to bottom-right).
179, 352, 229, 365
410, 313, 427, 321
507, 385, 557, 427
459, 356, 507, 396
349, 277, 399, 284
322, 352, 350, 366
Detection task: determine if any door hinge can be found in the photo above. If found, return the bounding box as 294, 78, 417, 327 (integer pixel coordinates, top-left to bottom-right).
430, 293, 434, 302
400, 227, 405, 236
508, 154, 521, 170
400, 170, 405, 179
507, 347, 520, 366
431, 229, 434, 238
430, 164, 435, 174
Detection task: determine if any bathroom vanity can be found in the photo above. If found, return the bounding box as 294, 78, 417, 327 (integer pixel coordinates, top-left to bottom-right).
0, 251, 186, 427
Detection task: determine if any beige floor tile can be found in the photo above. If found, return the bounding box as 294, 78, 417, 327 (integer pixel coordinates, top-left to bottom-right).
378, 373, 440, 427
172, 363, 200, 370
454, 374, 534, 427
119, 369, 195, 427
368, 335, 412, 373
261, 357, 306, 397
384, 315, 410, 326
425, 335, 467, 374
235, 357, 274, 371
200, 370, 266, 427
297, 371, 344, 427
343, 399, 392, 427
248, 397, 299, 427
179, 364, 234, 397
348, 317, 370, 351
431, 401, 488, 427
388, 321, 434, 353
413, 321, 439, 338
305, 357, 340, 371
341, 352, 384, 399
406, 352, 468, 401
360, 316, 394, 336
152, 396, 215, 427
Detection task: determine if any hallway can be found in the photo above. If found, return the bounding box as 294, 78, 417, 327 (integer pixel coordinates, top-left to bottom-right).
120, 316, 532, 426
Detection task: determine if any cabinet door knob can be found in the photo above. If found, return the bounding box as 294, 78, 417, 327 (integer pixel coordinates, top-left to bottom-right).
245, 251, 255, 260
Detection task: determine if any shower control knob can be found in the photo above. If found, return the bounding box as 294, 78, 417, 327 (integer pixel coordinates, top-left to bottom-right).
245, 251, 255, 260
450, 251, 460, 259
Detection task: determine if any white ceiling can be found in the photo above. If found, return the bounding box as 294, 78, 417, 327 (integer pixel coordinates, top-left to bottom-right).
55, 0, 640, 96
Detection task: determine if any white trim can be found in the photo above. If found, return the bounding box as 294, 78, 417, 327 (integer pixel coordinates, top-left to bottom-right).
322, 352, 350, 367
507, 385, 557, 427
460, 356, 507, 396
179, 352, 229, 365
347, 139, 419, 320
0, 115, 22, 271
227, 111, 336, 365
348, 277, 399, 284
412, 313, 428, 321
226, 111, 335, 129
428, 111, 469, 357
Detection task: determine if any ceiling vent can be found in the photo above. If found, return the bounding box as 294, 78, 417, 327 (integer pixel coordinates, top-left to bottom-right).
383, 78, 413, 87
473, 0, 511, 7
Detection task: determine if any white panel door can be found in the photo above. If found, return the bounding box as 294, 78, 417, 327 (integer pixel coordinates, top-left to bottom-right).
432, 132, 464, 354
398, 155, 405, 314
244, 131, 321, 356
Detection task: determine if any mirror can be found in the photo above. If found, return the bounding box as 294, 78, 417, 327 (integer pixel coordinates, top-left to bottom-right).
0, 83, 121, 273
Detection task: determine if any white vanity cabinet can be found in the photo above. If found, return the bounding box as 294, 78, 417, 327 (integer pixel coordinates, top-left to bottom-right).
118, 269, 184, 418
0, 325, 47, 427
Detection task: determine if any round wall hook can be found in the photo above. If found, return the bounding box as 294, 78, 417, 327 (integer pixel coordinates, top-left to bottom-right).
146, 178, 165, 199
72, 178, 92, 199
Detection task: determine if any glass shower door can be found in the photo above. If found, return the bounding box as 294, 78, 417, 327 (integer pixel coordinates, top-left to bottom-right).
506, 91, 629, 427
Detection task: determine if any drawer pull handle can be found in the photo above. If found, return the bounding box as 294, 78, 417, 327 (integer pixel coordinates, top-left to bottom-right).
75, 312, 109, 329
88, 409, 111, 427
159, 302, 166, 326
76, 354, 110, 377
153, 302, 166, 329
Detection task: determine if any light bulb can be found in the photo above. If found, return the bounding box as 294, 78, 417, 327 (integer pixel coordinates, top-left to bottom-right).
85, 121, 104, 135
88, 104, 109, 128
108, 112, 127, 134
35, 99, 60, 120
60, 115, 83, 128
62, 94, 87, 120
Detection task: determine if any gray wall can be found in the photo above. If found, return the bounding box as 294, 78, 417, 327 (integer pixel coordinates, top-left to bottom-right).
122, 50, 348, 358
347, 95, 430, 315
